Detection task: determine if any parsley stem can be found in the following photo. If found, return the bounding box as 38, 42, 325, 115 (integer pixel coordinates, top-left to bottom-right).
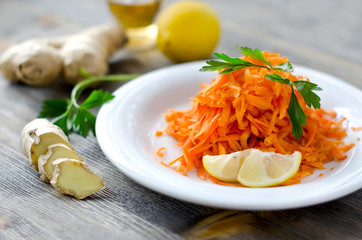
70, 74, 140, 108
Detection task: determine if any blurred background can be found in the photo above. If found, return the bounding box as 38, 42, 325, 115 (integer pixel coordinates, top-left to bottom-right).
0, 0, 361, 88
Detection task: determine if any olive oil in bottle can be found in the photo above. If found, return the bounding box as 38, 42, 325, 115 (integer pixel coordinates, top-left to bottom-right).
108, 0, 161, 49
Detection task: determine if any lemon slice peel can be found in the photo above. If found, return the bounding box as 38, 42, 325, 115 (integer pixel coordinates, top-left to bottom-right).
203, 148, 302, 187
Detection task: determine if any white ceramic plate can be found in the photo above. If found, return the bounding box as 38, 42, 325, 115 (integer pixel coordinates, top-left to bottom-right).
96, 61, 362, 210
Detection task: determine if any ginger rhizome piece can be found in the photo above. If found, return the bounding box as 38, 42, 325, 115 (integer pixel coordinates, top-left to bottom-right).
50, 158, 105, 200
38, 143, 83, 182
0, 24, 125, 86
21, 118, 105, 199
21, 118, 73, 171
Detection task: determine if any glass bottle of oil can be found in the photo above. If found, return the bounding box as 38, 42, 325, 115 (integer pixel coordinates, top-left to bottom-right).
108, 0, 161, 49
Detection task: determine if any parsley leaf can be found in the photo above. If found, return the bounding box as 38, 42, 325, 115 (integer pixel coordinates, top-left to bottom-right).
214, 53, 246, 64
73, 108, 96, 137
39, 70, 139, 137
81, 89, 115, 109
199, 53, 267, 74
287, 88, 306, 140
82, 110, 97, 137
293, 81, 322, 109
273, 62, 293, 72
264, 73, 291, 85
236, 47, 293, 72
38, 99, 69, 118
235, 46, 272, 67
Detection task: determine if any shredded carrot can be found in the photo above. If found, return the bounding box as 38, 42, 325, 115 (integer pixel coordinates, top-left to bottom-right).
155, 130, 164, 137
157, 158, 167, 167
156, 147, 166, 157
162, 51, 355, 186
352, 126, 362, 131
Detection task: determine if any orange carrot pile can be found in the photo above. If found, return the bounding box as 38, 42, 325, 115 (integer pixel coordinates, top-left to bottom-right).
162, 51, 354, 185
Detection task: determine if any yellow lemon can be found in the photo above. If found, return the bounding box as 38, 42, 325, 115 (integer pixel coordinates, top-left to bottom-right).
156, 0, 220, 63
237, 149, 302, 188
202, 150, 251, 182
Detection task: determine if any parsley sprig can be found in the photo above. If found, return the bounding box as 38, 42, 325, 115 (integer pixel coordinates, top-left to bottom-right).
200, 46, 293, 74
39, 69, 139, 137
200, 47, 322, 140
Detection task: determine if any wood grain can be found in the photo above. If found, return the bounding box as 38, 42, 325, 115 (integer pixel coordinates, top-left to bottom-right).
0, 0, 361, 239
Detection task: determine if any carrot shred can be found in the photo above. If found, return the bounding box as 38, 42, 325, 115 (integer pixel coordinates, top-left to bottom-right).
352, 126, 362, 131
162, 51, 355, 186
155, 147, 166, 158
155, 130, 164, 137
157, 158, 167, 167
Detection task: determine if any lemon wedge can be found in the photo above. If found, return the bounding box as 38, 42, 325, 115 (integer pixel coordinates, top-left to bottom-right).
237, 149, 302, 187
203, 149, 302, 187
202, 150, 251, 182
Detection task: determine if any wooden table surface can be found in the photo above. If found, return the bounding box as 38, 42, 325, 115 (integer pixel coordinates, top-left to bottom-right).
0, 0, 361, 239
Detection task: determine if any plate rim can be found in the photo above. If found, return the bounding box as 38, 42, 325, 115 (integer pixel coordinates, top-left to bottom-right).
96, 61, 362, 210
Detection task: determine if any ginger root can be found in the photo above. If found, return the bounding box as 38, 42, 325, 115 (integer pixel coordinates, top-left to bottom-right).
0, 24, 125, 86
21, 118, 73, 171
21, 118, 105, 199
38, 143, 83, 182
0, 41, 63, 85
51, 158, 105, 200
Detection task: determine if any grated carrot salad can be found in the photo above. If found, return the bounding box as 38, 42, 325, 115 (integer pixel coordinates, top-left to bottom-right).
162, 51, 354, 186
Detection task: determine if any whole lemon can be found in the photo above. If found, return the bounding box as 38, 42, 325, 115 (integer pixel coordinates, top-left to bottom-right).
156, 0, 220, 63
